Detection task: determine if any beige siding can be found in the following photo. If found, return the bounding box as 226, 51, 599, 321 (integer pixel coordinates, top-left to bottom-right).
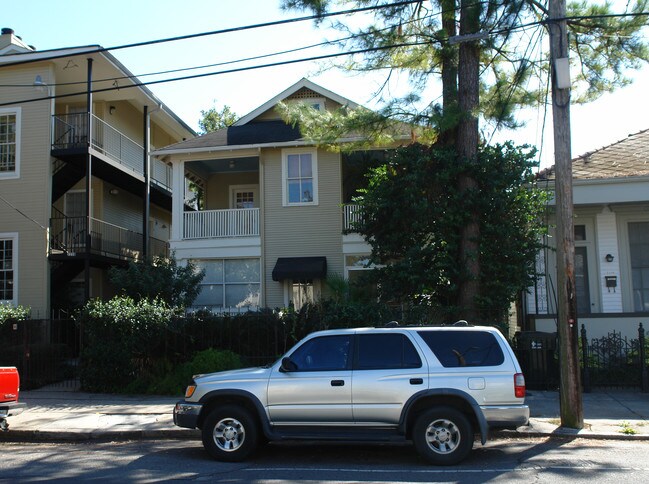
262, 148, 344, 308
205, 172, 259, 210
0, 65, 54, 316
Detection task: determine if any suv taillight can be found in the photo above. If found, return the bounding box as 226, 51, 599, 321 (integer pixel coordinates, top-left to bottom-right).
514, 373, 526, 398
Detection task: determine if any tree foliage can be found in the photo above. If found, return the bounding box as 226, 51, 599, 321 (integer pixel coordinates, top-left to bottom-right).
198, 102, 237, 134
353, 142, 550, 322
108, 255, 205, 309
282, 1, 648, 135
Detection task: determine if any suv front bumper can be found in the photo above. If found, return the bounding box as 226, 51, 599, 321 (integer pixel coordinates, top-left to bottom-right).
481, 404, 530, 429
173, 401, 202, 429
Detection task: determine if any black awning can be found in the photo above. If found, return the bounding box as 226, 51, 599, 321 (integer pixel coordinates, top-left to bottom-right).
272, 257, 327, 281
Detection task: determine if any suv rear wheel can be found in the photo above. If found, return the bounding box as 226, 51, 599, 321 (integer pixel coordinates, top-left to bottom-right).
413, 406, 473, 465
202, 405, 258, 462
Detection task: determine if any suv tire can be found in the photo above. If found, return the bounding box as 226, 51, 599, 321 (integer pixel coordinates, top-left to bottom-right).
413, 406, 473, 465
202, 405, 258, 462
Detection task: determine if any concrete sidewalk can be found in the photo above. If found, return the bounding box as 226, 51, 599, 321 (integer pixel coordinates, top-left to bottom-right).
1, 387, 649, 442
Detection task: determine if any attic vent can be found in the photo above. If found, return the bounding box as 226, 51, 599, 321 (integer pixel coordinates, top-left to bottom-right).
288, 88, 320, 100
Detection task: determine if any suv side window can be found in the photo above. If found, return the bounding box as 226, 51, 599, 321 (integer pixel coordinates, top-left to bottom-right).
355, 333, 422, 370
417, 330, 505, 368
289, 335, 351, 371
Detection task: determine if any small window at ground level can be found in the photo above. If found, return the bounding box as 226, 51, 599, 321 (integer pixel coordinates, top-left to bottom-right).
356, 333, 422, 369
418, 330, 504, 368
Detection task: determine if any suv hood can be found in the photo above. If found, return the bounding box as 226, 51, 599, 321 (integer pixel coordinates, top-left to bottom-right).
194, 366, 272, 384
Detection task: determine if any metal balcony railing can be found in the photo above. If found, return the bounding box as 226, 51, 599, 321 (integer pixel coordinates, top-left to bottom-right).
183, 208, 260, 239
51, 113, 172, 190
50, 216, 169, 260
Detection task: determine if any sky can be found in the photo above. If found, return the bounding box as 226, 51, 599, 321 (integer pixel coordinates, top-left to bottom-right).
3, 0, 648, 169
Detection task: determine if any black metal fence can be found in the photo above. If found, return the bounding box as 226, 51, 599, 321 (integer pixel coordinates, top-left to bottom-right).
0, 319, 80, 390
514, 323, 649, 392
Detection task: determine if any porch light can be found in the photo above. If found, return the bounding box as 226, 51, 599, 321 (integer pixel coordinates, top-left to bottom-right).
33, 75, 49, 92
605, 254, 614, 263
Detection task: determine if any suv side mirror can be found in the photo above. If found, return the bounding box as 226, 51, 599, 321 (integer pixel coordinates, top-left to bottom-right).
280, 357, 298, 373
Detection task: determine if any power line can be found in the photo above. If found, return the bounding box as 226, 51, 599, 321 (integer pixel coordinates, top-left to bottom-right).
0, 13, 435, 90
0, 41, 432, 108
0, 0, 424, 70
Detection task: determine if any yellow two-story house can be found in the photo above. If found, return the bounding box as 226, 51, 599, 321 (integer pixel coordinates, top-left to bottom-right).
0, 28, 195, 317
154, 79, 407, 312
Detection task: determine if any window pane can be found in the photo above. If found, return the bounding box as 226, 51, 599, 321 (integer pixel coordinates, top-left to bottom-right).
193, 284, 224, 307
288, 180, 301, 203
300, 154, 312, 177
574, 225, 586, 241
225, 283, 260, 308
287, 155, 300, 178
199, 260, 224, 284
225, 259, 260, 283
357, 334, 421, 369
290, 335, 351, 371
629, 222, 649, 312
418, 330, 505, 368
300, 179, 313, 202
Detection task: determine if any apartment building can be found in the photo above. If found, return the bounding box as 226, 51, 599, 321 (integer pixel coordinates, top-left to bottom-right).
0, 28, 195, 317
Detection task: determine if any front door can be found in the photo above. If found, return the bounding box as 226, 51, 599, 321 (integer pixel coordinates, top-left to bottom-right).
230, 186, 258, 209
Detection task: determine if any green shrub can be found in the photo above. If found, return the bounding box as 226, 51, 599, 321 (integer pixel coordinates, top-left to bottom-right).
0, 304, 30, 325
135, 349, 244, 396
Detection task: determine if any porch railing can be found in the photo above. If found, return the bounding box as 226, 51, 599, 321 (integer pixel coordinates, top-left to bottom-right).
50, 216, 169, 260
343, 203, 362, 232
183, 208, 260, 239
51, 113, 172, 190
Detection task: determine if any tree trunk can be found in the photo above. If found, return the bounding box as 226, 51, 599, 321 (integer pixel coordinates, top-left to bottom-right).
456, 0, 482, 321
438, 0, 458, 147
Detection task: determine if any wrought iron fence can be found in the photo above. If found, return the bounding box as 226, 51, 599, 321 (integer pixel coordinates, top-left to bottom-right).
0, 319, 80, 390
514, 323, 649, 392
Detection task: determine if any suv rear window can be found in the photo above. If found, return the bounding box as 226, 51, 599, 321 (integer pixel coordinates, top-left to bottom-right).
417, 330, 505, 368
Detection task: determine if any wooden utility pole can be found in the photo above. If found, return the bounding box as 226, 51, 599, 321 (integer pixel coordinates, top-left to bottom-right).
548, 0, 583, 429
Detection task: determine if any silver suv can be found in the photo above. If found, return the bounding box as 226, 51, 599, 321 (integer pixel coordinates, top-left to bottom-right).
174, 324, 529, 465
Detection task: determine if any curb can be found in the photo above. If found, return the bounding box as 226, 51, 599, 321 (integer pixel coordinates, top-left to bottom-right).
0, 428, 200, 443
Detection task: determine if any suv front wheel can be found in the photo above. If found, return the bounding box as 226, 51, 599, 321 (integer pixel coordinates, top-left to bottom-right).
202, 405, 259, 462
412, 406, 473, 465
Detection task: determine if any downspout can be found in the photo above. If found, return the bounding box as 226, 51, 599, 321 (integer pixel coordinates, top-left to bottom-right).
84, 58, 93, 304
143, 105, 150, 259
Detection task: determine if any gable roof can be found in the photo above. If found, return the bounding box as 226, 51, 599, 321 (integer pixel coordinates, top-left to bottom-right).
234, 78, 359, 126
538, 129, 649, 181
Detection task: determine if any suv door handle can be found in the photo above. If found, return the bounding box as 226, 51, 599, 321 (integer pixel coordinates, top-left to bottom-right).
331, 380, 345, 387
410, 378, 424, 385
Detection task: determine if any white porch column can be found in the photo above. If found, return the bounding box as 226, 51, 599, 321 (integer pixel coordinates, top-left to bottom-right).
171, 159, 184, 242
596, 206, 622, 312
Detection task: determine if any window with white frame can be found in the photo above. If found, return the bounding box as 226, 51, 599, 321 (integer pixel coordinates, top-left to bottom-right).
282, 149, 317, 206
0, 234, 17, 304
288, 279, 315, 308
191, 258, 260, 311
0, 108, 20, 179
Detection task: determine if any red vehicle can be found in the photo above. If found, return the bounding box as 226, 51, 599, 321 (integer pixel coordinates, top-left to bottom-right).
0, 367, 25, 431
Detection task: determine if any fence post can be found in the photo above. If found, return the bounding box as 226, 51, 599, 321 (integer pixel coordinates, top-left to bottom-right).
640, 323, 648, 393
581, 324, 590, 393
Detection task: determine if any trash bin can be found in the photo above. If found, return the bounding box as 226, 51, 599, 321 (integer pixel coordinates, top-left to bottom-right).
514, 331, 558, 390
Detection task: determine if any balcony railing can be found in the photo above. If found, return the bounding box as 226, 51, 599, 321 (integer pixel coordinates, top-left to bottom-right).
183, 208, 260, 239
50, 216, 169, 260
51, 113, 172, 190
343, 204, 362, 232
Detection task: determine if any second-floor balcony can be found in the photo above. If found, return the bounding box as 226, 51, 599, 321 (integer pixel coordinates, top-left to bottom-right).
50, 215, 169, 261
183, 208, 260, 240
343, 203, 362, 232
51, 113, 172, 190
